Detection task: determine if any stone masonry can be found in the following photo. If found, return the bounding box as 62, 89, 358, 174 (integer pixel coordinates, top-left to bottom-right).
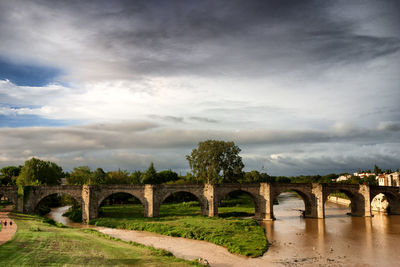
1, 183, 400, 223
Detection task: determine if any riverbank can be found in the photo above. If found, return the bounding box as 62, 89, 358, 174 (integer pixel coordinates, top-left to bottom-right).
326, 195, 351, 206
89, 202, 267, 257
0, 212, 200, 266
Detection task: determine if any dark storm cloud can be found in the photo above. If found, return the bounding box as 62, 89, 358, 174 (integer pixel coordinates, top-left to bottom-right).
1, 0, 399, 79
1, 121, 399, 154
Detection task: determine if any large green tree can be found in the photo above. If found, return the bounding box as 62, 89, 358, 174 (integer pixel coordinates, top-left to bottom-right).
17, 158, 63, 186
186, 140, 244, 184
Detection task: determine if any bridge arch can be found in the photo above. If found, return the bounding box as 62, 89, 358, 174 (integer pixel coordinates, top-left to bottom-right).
158, 191, 206, 216
97, 191, 146, 208
33, 192, 83, 213
271, 187, 313, 219
155, 187, 208, 216
370, 190, 400, 214
217, 189, 258, 218
323, 188, 365, 216
97, 190, 147, 217
214, 185, 263, 219
0, 187, 18, 208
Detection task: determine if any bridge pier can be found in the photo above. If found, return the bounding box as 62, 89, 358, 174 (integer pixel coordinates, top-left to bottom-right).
82, 185, 97, 223
359, 184, 372, 217
259, 183, 274, 220
204, 184, 216, 217
311, 183, 325, 219
144, 184, 155, 217
388, 198, 400, 214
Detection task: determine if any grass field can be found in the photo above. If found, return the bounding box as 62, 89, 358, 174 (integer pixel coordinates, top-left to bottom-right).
90, 195, 268, 257
0, 213, 200, 266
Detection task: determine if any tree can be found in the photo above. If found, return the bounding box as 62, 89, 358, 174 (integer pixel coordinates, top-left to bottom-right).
105, 169, 130, 184
374, 164, 382, 174
242, 170, 270, 183
91, 168, 106, 184
17, 157, 63, 186
141, 162, 157, 184
67, 166, 92, 185
186, 140, 244, 184
129, 171, 142, 184
157, 170, 179, 184
0, 165, 21, 185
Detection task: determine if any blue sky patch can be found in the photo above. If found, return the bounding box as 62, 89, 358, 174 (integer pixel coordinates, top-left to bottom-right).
0, 114, 77, 127
0, 57, 62, 86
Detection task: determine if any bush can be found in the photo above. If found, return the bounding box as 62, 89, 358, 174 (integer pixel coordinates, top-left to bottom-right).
63, 207, 82, 222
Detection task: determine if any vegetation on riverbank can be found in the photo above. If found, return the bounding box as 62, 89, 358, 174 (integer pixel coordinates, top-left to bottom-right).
63, 207, 82, 222
0, 213, 200, 266
89, 194, 267, 257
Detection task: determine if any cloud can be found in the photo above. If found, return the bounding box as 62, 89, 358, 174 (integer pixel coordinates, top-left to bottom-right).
378, 121, 400, 132
0, 121, 399, 174
189, 116, 218, 123
0, 0, 399, 81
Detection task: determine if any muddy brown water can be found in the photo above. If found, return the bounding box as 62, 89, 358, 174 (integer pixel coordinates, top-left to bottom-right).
47, 193, 400, 266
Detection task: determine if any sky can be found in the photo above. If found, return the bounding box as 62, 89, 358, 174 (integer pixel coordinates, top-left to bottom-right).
0, 0, 399, 176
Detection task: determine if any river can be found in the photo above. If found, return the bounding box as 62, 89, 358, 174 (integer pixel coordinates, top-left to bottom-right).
47, 193, 400, 266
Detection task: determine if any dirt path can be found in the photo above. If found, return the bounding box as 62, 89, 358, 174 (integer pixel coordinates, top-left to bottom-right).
0, 206, 17, 245
98, 227, 272, 267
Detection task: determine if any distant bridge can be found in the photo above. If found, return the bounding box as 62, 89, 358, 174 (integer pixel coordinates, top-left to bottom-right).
1, 183, 400, 223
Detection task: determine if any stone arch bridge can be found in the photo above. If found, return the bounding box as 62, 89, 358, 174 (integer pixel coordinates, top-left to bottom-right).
1, 183, 400, 223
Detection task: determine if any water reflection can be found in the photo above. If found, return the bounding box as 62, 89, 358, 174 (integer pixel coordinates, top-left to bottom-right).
261, 192, 400, 266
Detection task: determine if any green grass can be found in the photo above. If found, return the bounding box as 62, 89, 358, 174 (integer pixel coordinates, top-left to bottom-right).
0, 213, 200, 266
90, 197, 267, 257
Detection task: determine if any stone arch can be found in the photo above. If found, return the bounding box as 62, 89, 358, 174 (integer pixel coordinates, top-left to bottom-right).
98, 191, 146, 208
217, 189, 258, 217
370, 190, 400, 214
33, 191, 83, 213
157, 189, 208, 216
271, 188, 313, 219
323, 188, 364, 216
97, 190, 147, 217
215, 187, 262, 218
0, 187, 18, 207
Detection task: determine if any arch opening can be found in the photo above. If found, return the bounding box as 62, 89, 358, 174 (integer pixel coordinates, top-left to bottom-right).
272, 190, 308, 220
218, 190, 256, 218
159, 191, 201, 217
324, 190, 354, 217
35, 193, 81, 221
99, 192, 144, 219
371, 193, 390, 213
0, 194, 14, 211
